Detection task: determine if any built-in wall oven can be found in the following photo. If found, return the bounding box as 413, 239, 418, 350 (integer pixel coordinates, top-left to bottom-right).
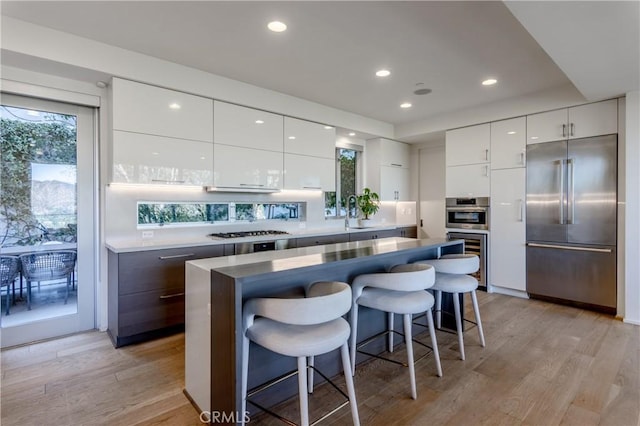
445, 197, 489, 230
447, 231, 488, 290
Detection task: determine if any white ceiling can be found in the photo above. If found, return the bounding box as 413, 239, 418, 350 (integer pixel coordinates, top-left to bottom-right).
1, 1, 638, 131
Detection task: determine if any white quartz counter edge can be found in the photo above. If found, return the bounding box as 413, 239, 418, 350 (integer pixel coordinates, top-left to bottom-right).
187, 237, 422, 272
105, 224, 407, 253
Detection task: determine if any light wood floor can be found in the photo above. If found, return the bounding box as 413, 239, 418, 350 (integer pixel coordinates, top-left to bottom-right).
1, 292, 638, 425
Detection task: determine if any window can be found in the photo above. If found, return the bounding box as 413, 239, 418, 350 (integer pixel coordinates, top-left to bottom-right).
325, 147, 360, 218
137, 202, 304, 227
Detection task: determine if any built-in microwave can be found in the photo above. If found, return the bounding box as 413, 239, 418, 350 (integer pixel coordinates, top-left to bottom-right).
445, 197, 490, 230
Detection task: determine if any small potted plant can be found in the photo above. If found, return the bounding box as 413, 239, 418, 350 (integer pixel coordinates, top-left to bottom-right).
356, 187, 380, 227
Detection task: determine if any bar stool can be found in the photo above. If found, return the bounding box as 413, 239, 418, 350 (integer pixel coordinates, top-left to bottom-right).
415, 254, 485, 361
349, 263, 442, 401
241, 281, 360, 426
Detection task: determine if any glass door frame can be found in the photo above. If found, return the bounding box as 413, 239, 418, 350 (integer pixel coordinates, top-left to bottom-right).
0, 93, 97, 347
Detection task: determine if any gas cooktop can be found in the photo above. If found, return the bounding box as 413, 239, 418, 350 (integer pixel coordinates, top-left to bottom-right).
207, 230, 290, 239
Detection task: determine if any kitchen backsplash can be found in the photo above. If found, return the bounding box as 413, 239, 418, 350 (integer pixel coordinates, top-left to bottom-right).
105, 185, 416, 242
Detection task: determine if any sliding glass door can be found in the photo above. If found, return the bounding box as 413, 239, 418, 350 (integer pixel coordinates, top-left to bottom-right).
0, 94, 96, 347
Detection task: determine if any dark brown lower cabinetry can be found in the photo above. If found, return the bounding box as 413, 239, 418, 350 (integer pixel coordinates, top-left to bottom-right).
107, 244, 232, 347
107, 227, 417, 347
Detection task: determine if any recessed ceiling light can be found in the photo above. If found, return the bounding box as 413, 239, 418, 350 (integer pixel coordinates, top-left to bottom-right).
324, 125, 333, 130
169, 103, 181, 110
255, 120, 264, 124
152, 152, 159, 156
268, 21, 287, 32
288, 136, 296, 140
400, 102, 412, 109
507, 131, 516, 135
348, 132, 356, 137
26, 110, 40, 116
200, 156, 206, 160
482, 78, 498, 86
376, 69, 391, 77
530, 136, 539, 140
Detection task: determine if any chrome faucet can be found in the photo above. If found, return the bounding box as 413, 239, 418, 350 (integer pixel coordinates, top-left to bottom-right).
345, 195, 358, 229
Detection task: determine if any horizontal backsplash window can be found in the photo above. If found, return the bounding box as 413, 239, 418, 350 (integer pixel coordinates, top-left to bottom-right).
137, 202, 303, 227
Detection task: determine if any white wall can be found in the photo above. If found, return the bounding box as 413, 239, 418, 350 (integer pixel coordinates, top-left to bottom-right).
624, 91, 640, 325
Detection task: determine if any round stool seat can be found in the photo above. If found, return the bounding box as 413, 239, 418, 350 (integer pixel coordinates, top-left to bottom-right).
357, 287, 434, 314
420, 254, 478, 274
431, 273, 478, 293
247, 317, 350, 358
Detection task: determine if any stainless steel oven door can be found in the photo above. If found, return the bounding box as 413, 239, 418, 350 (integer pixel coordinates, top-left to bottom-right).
446, 207, 489, 230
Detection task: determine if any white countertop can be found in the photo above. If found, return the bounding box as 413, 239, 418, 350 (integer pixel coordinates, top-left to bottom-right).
105, 224, 407, 253
187, 237, 456, 277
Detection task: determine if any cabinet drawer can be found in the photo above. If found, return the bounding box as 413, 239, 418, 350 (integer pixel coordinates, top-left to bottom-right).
296, 234, 349, 247
349, 229, 398, 242
117, 245, 224, 295
398, 226, 417, 238
118, 288, 185, 337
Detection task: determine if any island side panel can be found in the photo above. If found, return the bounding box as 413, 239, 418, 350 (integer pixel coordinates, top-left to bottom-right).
184, 263, 212, 414
210, 269, 240, 420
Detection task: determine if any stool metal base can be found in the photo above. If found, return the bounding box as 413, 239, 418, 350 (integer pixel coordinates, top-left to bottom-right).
246, 365, 351, 426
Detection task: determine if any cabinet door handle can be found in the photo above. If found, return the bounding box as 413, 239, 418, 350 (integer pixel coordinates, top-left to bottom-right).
159, 292, 185, 299
152, 179, 186, 184
519, 152, 525, 165
562, 124, 566, 138
483, 165, 489, 177
518, 199, 524, 222
570, 122, 575, 137
158, 253, 195, 260
390, 163, 402, 167
239, 183, 265, 187
302, 186, 322, 190
484, 149, 489, 161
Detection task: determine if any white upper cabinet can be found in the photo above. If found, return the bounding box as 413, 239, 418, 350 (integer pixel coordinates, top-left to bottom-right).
490, 168, 526, 292
490, 117, 526, 169
284, 154, 335, 191
214, 101, 283, 152
213, 144, 282, 190
112, 78, 213, 143
445, 163, 490, 198
380, 166, 410, 201
365, 138, 412, 201
112, 131, 213, 185
568, 99, 618, 139
379, 138, 410, 168
445, 123, 490, 166
527, 99, 617, 144
525, 109, 567, 144
284, 117, 336, 159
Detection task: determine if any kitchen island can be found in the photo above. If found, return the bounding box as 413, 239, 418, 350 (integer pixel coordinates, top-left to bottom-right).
184, 237, 463, 421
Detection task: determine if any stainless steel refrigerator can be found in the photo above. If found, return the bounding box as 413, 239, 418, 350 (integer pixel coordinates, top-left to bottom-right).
526, 134, 617, 313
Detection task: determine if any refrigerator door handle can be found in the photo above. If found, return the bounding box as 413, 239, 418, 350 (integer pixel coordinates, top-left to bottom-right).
557, 159, 565, 225
567, 158, 575, 224
562, 124, 566, 138
527, 242, 612, 253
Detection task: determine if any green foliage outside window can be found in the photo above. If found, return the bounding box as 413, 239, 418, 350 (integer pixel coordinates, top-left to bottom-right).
0, 108, 77, 247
